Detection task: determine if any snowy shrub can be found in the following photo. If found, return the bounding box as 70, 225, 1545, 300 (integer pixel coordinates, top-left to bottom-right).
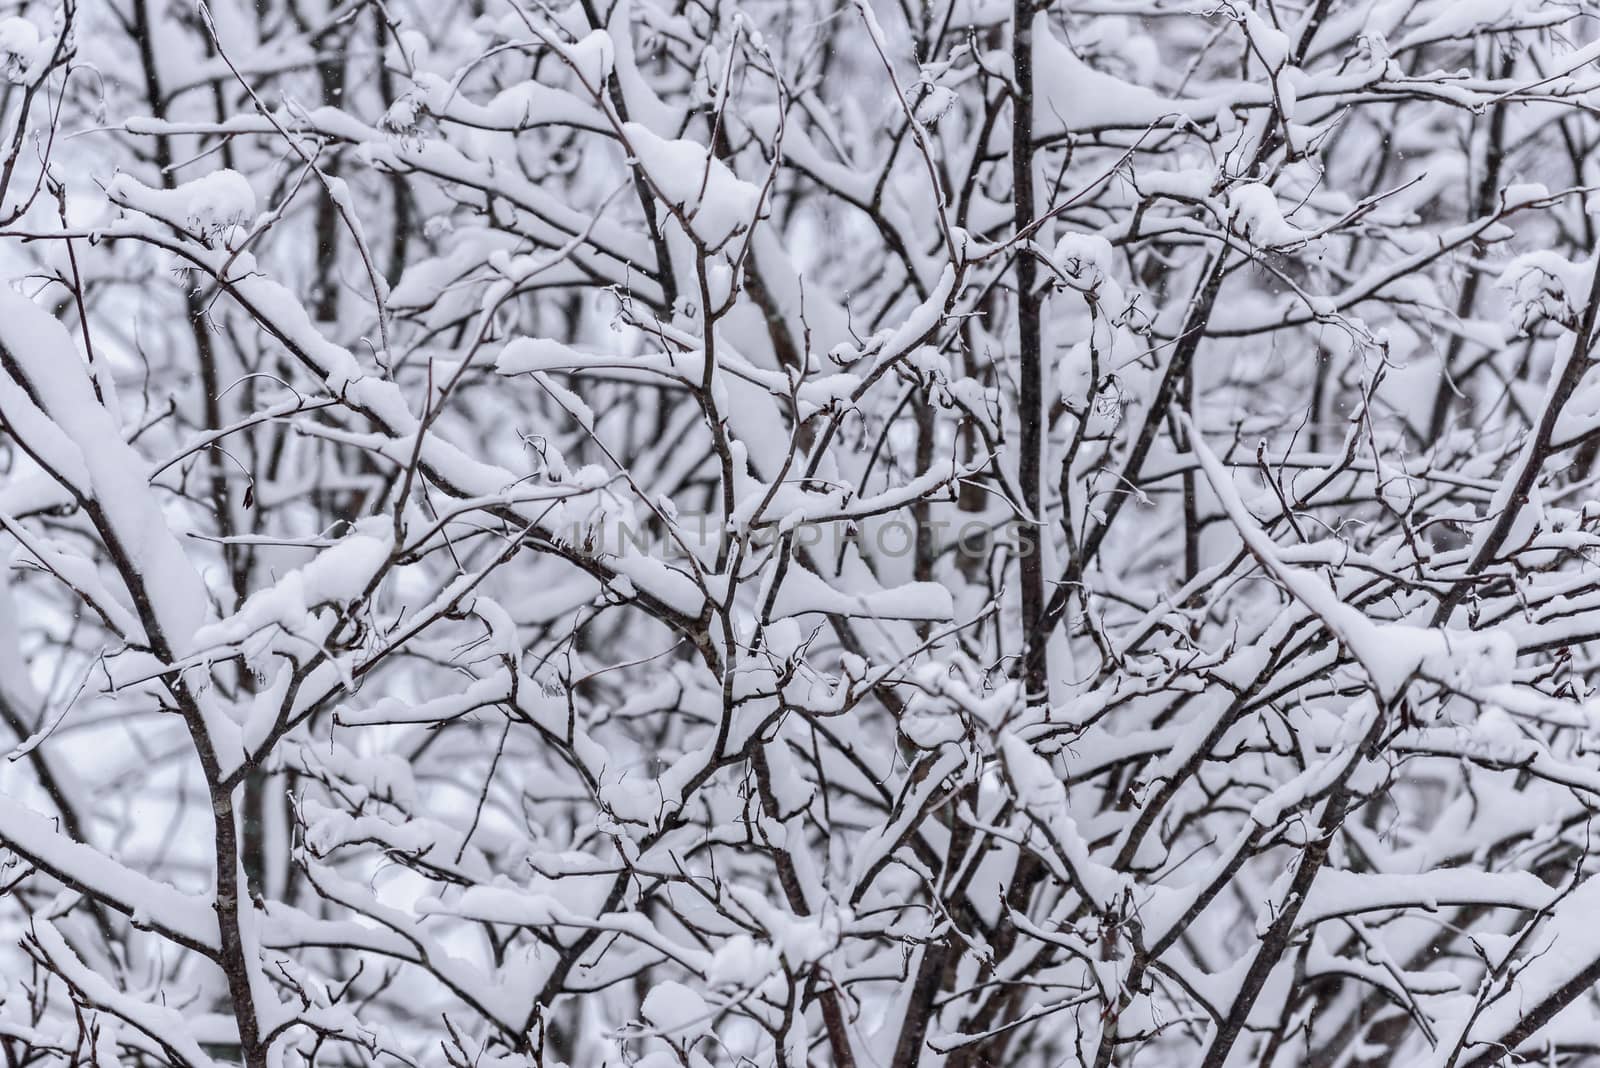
1, 1, 1599, 1067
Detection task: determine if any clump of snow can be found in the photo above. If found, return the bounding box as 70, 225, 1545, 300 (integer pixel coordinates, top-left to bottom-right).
1240, 9, 1291, 70
765, 562, 953, 622
623, 122, 760, 247
0, 18, 47, 83
194, 518, 393, 648
641, 980, 712, 1040
1394, 0, 1525, 48
1498, 251, 1593, 335
1050, 232, 1127, 315
1051, 232, 1115, 282
1502, 182, 1550, 209
1138, 167, 1213, 201
598, 774, 674, 836
495, 336, 588, 375
380, 94, 428, 146
709, 934, 781, 989
999, 732, 1123, 907
914, 83, 957, 126
108, 170, 257, 246
560, 29, 615, 89
1227, 183, 1308, 248
900, 690, 966, 749
1030, 12, 1188, 137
